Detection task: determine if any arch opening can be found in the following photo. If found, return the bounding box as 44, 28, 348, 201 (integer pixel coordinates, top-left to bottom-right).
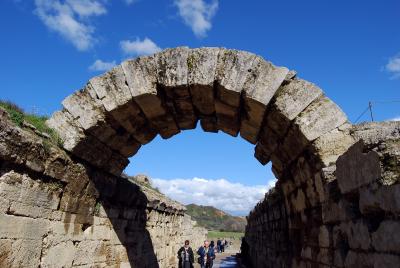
45, 46, 359, 267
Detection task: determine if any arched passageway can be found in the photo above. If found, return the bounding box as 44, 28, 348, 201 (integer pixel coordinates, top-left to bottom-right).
1, 47, 398, 268
46, 47, 360, 267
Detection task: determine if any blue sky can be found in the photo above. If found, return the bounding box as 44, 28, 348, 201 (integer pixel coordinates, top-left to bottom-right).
1, 0, 399, 214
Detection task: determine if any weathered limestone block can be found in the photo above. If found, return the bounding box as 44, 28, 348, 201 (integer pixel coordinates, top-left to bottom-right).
157, 47, 197, 130
0, 213, 48, 240
266, 78, 323, 137
290, 188, 306, 213
311, 123, 355, 167
336, 141, 381, 194
0, 171, 62, 219
0, 239, 42, 268
122, 54, 180, 139
40, 240, 76, 268
62, 85, 108, 133
322, 198, 357, 224
373, 253, 400, 268
317, 248, 332, 265
240, 56, 289, 144
371, 220, 400, 253
352, 121, 400, 186
187, 47, 220, 132
254, 125, 280, 165
214, 49, 257, 136
339, 220, 371, 251
90, 66, 157, 145
255, 78, 323, 164
344, 251, 373, 267
280, 95, 348, 163
352, 121, 400, 145
46, 110, 85, 151
359, 183, 400, 215
319, 225, 331, 247
47, 110, 128, 173
89, 65, 132, 112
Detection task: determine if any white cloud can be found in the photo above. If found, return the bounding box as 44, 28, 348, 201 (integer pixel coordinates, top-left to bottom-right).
174, 0, 218, 38
65, 0, 107, 17
120, 37, 162, 56
89, 59, 116, 71
151, 177, 276, 216
387, 116, 400, 121
385, 54, 400, 79
34, 0, 107, 51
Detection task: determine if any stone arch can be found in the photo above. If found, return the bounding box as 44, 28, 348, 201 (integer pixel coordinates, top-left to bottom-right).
47, 47, 352, 178
46, 47, 361, 267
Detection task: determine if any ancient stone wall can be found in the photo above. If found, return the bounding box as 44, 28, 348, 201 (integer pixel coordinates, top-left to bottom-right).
0, 109, 206, 268
243, 122, 400, 268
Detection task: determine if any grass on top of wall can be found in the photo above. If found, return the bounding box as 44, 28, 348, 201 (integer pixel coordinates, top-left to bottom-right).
0, 100, 62, 147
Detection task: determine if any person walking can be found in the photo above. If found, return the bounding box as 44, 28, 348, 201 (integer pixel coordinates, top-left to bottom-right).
178, 240, 194, 268
197, 240, 216, 268
220, 238, 225, 253
216, 239, 222, 253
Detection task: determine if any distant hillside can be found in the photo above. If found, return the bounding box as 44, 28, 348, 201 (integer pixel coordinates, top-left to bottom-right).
185, 204, 247, 232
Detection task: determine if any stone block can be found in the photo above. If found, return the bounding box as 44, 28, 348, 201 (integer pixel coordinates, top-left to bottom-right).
214, 49, 257, 136
266, 78, 323, 137
240, 56, 288, 143
319, 225, 331, 247
280, 96, 348, 163
336, 141, 381, 194
62, 85, 106, 131
373, 253, 400, 268
188, 47, 220, 117
157, 47, 197, 129
311, 123, 355, 167
46, 110, 85, 151
89, 65, 133, 112
359, 183, 400, 215
0, 239, 42, 268
41, 240, 76, 268
0, 214, 48, 240
122, 54, 180, 139
344, 251, 373, 267
371, 220, 400, 254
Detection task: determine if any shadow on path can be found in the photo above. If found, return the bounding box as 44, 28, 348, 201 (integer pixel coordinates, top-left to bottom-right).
214, 254, 240, 268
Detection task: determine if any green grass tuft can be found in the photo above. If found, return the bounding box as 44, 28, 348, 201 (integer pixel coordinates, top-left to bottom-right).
207, 230, 244, 239
0, 100, 63, 147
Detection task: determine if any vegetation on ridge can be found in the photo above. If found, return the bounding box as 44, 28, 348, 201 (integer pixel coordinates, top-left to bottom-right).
185, 204, 247, 232
0, 100, 62, 146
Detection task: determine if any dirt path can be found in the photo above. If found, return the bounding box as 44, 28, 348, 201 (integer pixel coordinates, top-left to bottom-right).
193, 252, 240, 268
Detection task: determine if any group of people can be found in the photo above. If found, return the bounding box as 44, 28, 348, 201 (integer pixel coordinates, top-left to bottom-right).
177, 238, 229, 268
